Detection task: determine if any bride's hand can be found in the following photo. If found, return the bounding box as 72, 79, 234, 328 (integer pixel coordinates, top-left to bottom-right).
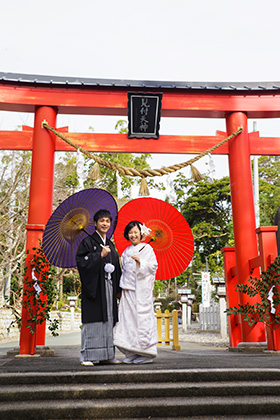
131, 254, 140, 265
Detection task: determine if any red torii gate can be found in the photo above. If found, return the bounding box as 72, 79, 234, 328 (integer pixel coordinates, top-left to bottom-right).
1, 73, 280, 354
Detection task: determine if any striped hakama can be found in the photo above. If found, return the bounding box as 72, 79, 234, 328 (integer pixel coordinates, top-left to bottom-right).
80, 276, 115, 362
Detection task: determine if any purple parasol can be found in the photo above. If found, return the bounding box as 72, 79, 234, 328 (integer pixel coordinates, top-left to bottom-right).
42, 188, 118, 268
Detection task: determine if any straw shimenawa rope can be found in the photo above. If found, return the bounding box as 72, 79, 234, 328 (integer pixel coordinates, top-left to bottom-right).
42, 120, 242, 191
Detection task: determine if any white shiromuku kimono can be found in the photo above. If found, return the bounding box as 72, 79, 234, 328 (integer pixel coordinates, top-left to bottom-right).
114, 242, 158, 358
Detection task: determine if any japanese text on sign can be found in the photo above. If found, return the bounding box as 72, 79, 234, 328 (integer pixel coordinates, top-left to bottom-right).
128, 92, 162, 139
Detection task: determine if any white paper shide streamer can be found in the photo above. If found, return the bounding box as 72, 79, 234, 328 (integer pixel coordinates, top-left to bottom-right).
32, 268, 42, 298
76, 149, 87, 191
268, 285, 276, 314
166, 174, 176, 203
116, 172, 124, 199
206, 153, 216, 182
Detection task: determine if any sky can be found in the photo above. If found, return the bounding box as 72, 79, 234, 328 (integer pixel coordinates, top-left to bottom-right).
1, 0, 280, 196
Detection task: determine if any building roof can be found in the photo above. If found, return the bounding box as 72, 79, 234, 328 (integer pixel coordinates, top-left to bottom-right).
0, 72, 280, 92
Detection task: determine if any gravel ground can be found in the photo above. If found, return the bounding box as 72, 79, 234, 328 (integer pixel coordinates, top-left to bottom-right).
179, 324, 229, 348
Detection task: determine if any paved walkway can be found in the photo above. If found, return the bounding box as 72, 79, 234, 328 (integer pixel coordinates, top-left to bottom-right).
0, 327, 279, 373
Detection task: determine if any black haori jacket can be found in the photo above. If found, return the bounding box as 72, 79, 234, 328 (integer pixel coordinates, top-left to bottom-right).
76, 232, 121, 325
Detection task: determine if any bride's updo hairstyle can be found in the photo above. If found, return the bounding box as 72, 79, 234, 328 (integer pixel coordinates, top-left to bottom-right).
124, 221, 143, 240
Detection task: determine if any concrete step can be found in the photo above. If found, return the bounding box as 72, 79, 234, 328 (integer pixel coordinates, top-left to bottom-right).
1, 368, 280, 385
1, 381, 280, 402
70, 417, 280, 420
2, 395, 280, 419
1, 369, 280, 419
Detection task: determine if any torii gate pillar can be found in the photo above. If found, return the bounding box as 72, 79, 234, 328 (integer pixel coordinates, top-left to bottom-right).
19, 106, 57, 354
226, 112, 265, 343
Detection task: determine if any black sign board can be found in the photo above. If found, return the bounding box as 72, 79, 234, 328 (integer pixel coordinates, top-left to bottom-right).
128, 92, 162, 139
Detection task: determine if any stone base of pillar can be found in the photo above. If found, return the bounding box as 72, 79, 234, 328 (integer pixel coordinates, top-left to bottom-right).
7, 346, 55, 357
229, 342, 267, 353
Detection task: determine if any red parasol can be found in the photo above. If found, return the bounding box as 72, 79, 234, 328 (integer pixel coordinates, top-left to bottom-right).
114, 197, 194, 280
42, 188, 118, 268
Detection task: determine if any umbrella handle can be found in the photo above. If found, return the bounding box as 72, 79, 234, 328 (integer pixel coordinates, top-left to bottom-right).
139, 236, 155, 252
81, 227, 90, 236
70, 218, 90, 236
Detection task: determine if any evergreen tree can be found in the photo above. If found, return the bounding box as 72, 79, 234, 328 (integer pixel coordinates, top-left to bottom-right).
257, 156, 280, 225
174, 174, 233, 282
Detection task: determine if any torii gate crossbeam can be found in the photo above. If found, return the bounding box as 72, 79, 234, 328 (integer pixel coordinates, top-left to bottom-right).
1, 127, 280, 155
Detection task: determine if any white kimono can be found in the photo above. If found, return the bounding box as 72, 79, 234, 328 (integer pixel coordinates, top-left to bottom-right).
114, 243, 158, 358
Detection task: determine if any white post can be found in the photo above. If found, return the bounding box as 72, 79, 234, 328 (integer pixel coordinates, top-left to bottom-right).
187, 302, 192, 327
67, 296, 77, 331
187, 295, 195, 327
181, 295, 188, 332
179, 288, 191, 332
219, 297, 227, 339
216, 283, 227, 339
201, 271, 211, 307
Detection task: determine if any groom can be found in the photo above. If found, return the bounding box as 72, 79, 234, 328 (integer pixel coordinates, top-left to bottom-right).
76, 209, 121, 366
